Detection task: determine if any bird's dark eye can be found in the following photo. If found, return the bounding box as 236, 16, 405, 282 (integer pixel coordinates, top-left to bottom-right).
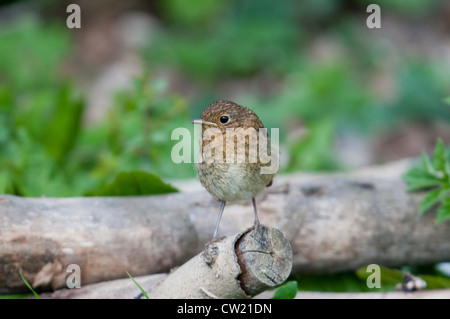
219, 116, 229, 124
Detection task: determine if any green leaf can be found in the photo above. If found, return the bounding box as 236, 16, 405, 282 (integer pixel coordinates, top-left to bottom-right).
420, 151, 435, 175
18, 271, 40, 299
42, 86, 84, 163
293, 273, 377, 292
402, 168, 441, 191
420, 274, 450, 289
432, 138, 447, 173
404, 139, 450, 225
436, 197, 450, 225
85, 171, 178, 196
126, 271, 149, 299
419, 188, 450, 215
444, 96, 450, 105
271, 280, 298, 299
445, 159, 450, 181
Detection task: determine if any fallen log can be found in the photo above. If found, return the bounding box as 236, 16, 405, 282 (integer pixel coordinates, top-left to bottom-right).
38, 226, 292, 299
2, 159, 450, 294
0, 195, 199, 293
39, 273, 167, 299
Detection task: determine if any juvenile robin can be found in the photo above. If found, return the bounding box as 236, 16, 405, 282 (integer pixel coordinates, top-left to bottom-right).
192, 100, 276, 240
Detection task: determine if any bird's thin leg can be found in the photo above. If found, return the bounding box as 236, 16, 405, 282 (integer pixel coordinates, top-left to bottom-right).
252, 198, 260, 228
212, 200, 226, 240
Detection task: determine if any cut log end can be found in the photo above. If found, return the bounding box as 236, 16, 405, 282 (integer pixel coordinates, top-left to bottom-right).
236, 226, 293, 296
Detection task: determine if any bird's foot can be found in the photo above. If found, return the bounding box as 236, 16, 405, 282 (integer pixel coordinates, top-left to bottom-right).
202, 236, 226, 265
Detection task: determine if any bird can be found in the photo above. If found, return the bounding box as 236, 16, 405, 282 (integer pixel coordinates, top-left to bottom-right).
192, 100, 275, 240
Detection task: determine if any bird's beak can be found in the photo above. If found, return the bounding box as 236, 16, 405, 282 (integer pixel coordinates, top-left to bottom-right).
192, 118, 217, 126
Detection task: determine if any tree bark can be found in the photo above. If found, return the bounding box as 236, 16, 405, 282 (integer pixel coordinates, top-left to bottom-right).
38, 226, 292, 299
145, 226, 292, 298
0, 195, 199, 293
1, 159, 450, 294
39, 273, 168, 299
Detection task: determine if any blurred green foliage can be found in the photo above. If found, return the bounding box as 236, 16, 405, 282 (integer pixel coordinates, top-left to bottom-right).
0, 0, 449, 197
356, 264, 450, 290
294, 272, 392, 293
148, 0, 450, 172
86, 171, 178, 196
274, 264, 450, 295
361, 0, 441, 16
403, 139, 450, 224
150, 0, 300, 81
0, 16, 70, 89
0, 17, 81, 196
0, 16, 189, 196
271, 280, 298, 299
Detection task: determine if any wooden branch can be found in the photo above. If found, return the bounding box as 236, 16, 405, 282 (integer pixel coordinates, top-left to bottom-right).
39, 226, 292, 299
2, 159, 450, 294
39, 274, 168, 299
0, 196, 200, 293
146, 226, 292, 299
